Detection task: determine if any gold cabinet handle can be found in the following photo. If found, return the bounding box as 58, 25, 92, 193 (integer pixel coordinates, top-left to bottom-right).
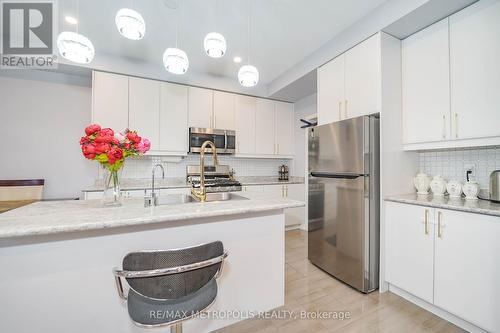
338, 101, 342, 120
455, 113, 458, 138
344, 100, 348, 119
424, 209, 429, 235
437, 211, 443, 238
442, 114, 446, 139
285, 185, 288, 197
277, 143, 280, 155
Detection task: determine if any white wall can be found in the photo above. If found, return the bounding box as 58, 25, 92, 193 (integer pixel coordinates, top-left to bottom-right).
0, 71, 95, 199
292, 94, 317, 177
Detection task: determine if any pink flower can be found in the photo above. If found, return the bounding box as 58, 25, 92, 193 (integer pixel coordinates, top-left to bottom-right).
137, 138, 151, 153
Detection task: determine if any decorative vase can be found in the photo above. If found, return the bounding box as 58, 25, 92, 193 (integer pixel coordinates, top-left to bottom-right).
102, 167, 122, 207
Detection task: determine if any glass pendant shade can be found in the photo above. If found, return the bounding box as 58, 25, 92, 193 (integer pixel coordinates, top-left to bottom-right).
115, 8, 145, 40
238, 65, 259, 87
57, 31, 95, 64
162, 48, 189, 74
204, 32, 227, 58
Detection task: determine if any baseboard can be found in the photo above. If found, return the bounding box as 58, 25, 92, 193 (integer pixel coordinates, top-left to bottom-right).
285, 224, 301, 231
388, 284, 488, 333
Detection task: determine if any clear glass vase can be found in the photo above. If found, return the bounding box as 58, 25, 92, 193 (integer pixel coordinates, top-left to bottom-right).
102, 167, 122, 207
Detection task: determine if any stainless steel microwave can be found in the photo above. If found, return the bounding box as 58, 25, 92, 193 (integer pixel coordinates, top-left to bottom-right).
189, 128, 236, 154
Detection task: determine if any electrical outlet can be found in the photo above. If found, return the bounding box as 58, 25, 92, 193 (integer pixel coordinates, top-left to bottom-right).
464, 163, 477, 181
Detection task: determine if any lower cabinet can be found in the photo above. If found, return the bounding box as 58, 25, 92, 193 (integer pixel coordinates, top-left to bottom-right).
385, 202, 434, 303
385, 201, 500, 332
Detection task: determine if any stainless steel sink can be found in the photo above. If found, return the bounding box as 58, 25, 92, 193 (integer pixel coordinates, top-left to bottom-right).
191, 192, 248, 202
152, 192, 248, 206
155, 194, 195, 205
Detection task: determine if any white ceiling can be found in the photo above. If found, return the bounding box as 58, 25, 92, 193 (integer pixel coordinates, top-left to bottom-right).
57, 0, 387, 93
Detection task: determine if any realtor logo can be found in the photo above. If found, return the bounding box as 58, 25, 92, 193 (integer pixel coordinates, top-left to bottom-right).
1, 0, 57, 68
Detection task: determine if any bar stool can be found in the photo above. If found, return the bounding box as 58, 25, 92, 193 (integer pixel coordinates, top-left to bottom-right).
113, 241, 228, 333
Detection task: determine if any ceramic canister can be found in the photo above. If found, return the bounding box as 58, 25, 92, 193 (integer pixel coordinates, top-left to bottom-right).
446, 180, 463, 198
430, 175, 447, 196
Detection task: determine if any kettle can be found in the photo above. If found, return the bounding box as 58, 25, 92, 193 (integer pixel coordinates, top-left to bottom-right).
490, 170, 500, 202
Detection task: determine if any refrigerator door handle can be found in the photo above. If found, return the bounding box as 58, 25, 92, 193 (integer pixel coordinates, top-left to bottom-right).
310, 172, 364, 179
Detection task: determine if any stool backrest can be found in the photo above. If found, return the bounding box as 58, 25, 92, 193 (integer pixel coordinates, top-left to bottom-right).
123, 241, 223, 300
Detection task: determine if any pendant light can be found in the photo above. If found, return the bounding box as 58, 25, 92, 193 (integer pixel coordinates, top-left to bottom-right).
57, 0, 95, 64
115, 8, 146, 40
238, 0, 259, 87
163, 0, 189, 74
204, 32, 226, 58
203, 0, 226, 58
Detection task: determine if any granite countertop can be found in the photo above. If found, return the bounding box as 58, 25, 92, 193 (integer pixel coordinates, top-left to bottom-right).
81, 176, 304, 192
0, 196, 304, 239
385, 193, 500, 217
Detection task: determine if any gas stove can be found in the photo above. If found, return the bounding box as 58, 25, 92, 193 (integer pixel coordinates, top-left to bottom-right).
187, 165, 242, 193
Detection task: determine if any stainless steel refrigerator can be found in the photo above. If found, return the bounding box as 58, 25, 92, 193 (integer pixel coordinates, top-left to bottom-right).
308, 115, 379, 293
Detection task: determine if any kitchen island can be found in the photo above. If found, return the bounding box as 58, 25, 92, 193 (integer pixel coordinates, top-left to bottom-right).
0, 196, 303, 333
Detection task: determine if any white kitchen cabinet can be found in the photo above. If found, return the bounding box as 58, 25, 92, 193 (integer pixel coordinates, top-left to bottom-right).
275, 102, 294, 156
385, 201, 435, 303
317, 34, 381, 125
159, 82, 188, 154
92, 71, 129, 131
255, 98, 276, 155
234, 95, 256, 155
213, 91, 235, 130
128, 77, 160, 151
386, 201, 500, 332
450, 0, 500, 141
344, 34, 381, 119
433, 208, 500, 333
239, 185, 264, 199
188, 87, 213, 128
284, 184, 305, 228
317, 55, 344, 125
402, 18, 451, 144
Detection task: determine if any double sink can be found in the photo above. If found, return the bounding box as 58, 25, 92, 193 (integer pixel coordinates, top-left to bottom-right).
151, 192, 247, 206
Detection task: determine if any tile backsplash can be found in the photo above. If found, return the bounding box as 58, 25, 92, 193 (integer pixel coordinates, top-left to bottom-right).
97, 155, 291, 180
419, 147, 500, 189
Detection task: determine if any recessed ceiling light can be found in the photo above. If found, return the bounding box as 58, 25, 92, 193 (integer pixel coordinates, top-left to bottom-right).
65, 16, 78, 25
233, 56, 242, 63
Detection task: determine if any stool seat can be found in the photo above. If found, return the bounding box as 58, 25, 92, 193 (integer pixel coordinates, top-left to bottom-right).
128, 278, 218, 327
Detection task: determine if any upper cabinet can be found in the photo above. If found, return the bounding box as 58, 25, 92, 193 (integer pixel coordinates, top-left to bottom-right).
128, 77, 160, 151
450, 0, 500, 141
159, 82, 188, 154
234, 95, 256, 155
402, 0, 500, 150
92, 71, 294, 158
344, 34, 381, 119
275, 102, 294, 156
255, 98, 276, 155
213, 91, 235, 130
92, 71, 128, 131
402, 18, 451, 144
317, 34, 381, 126
188, 87, 213, 128
317, 55, 344, 125
92, 71, 188, 156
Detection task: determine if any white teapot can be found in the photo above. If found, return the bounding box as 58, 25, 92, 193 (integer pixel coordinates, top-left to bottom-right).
463, 180, 479, 200
430, 176, 447, 196
446, 180, 462, 198
414, 173, 431, 195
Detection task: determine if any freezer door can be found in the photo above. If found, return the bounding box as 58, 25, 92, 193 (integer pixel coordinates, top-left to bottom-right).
308, 175, 368, 292
308, 116, 368, 175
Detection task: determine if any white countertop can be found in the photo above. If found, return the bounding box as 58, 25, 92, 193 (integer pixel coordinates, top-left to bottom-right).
81, 176, 304, 192
385, 193, 500, 217
0, 196, 304, 239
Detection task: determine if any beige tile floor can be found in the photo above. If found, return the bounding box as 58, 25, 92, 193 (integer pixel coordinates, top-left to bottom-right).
214, 230, 465, 333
